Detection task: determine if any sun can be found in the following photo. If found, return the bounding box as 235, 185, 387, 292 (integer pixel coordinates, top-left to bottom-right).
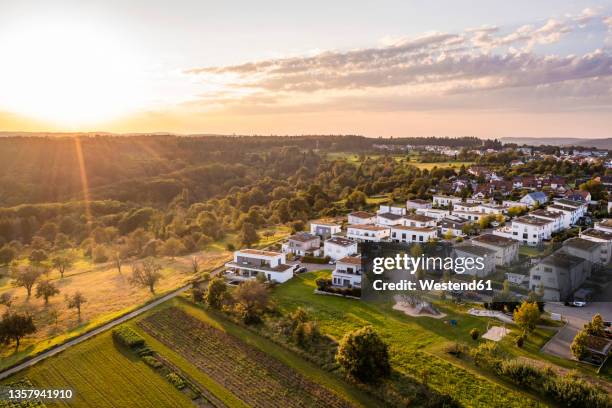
0, 19, 150, 127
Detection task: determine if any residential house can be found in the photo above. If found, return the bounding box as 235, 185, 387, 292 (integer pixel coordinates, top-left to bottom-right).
377, 205, 406, 216
580, 228, 612, 264
390, 225, 438, 243
281, 232, 321, 256
564, 190, 591, 202
561, 237, 604, 267
520, 191, 548, 207
502, 200, 528, 209
323, 236, 358, 261
471, 233, 519, 265
549, 198, 587, 226
530, 209, 565, 233
453, 244, 496, 277
310, 220, 341, 239
594, 219, 612, 234
433, 194, 462, 208
332, 256, 362, 288
405, 199, 432, 210
494, 215, 554, 246
346, 225, 390, 242
347, 211, 376, 225
439, 216, 470, 238
225, 249, 294, 283
529, 251, 590, 301
415, 208, 451, 221
402, 214, 436, 228
376, 212, 405, 227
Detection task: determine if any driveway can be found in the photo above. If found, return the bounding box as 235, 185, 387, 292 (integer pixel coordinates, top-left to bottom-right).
541, 301, 612, 360
289, 262, 334, 273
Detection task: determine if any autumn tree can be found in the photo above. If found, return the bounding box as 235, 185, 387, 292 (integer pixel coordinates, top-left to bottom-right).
570, 329, 588, 360
111, 244, 129, 274
584, 313, 605, 337
130, 258, 162, 294
0, 245, 16, 266
205, 276, 227, 309
66, 291, 87, 320
513, 301, 541, 333
0, 312, 36, 351
28, 249, 48, 265
336, 326, 390, 383
191, 256, 200, 274
239, 222, 259, 247
11, 266, 42, 298
162, 237, 185, 259
233, 280, 269, 324
52, 255, 73, 278
35, 280, 60, 305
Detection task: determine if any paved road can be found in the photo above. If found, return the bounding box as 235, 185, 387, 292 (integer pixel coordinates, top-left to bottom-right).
0, 265, 226, 381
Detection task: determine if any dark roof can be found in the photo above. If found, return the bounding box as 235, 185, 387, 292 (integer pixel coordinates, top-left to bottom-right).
541, 252, 585, 269
530, 209, 563, 219
563, 237, 601, 251
515, 215, 552, 226
454, 244, 496, 257
404, 214, 435, 222
440, 217, 468, 228
349, 211, 375, 219
553, 198, 583, 208
377, 212, 404, 221
472, 233, 516, 247
338, 256, 361, 265
288, 232, 319, 242
581, 228, 612, 241
325, 237, 356, 247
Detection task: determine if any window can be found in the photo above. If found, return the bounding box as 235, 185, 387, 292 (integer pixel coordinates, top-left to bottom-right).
532, 275, 541, 281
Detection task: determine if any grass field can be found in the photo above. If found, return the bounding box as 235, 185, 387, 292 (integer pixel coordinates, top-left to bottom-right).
408, 161, 474, 170
0, 250, 230, 371
2, 331, 193, 408
326, 152, 474, 171
271, 271, 552, 407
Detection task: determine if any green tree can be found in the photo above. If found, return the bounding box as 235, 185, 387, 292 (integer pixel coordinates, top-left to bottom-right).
28, 249, 48, 265
52, 255, 73, 278
35, 280, 60, 305
0, 246, 16, 266
11, 266, 42, 298
584, 313, 605, 337
205, 276, 227, 309
162, 237, 185, 259
570, 329, 588, 360
345, 190, 367, 210
0, 312, 36, 351
513, 301, 541, 333
65, 291, 87, 320
336, 326, 391, 382
239, 222, 259, 247
233, 280, 269, 324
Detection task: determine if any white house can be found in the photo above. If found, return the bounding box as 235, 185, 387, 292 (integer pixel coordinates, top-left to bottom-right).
495, 215, 554, 246
452, 210, 485, 222
520, 191, 548, 207
281, 232, 321, 256
530, 209, 565, 233
225, 249, 294, 283
594, 219, 612, 234
580, 228, 612, 264
433, 195, 462, 208
502, 200, 528, 209
402, 213, 436, 228
347, 225, 390, 242
390, 225, 438, 243
471, 233, 519, 266
332, 256, 362, 288
439, 216, 470, 238
453, 244, 496, 277
310, 220, 342, 239
453, 202, 481, 213
347, 211, 376, 225
479, 203, 505, 215
378, 205, 406, 216
415, 208, 451, 221
324, 237, 358, 261
376, 212, 405, 227
549, 198, 587, 226
529, 251, 590, 301
406, 199, 432, 210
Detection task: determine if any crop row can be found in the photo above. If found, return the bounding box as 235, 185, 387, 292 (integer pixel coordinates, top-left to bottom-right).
138, 307, 354, 408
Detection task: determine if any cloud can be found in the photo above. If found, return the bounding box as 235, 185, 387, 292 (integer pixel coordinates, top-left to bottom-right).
183, 8, 612, 116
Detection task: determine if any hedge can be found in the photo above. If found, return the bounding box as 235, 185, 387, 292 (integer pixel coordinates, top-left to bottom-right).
112, 326, 146, 349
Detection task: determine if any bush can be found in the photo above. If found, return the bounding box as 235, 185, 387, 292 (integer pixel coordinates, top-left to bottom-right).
470, 328, 480, 340
142, 355, 162, 368
112, 326, 145, 349
166, 372, 186, 390
515, 334, 525, 348
470, 342, 504, 371
445, 342, 466, 356
498, 360, 544, 387
315, 278, 332, 290
543, 373, 610, 408
336, 326, 390, 383
302, 255, 331, 264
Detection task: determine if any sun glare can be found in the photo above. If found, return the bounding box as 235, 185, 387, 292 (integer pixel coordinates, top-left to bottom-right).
0, 20, 150, 127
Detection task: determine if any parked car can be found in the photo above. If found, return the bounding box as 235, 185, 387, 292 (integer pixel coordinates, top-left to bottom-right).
296, 267, 307, 274
564, 301, 587, 307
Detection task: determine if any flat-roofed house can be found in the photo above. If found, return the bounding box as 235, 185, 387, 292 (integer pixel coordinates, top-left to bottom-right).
439, 217, 470, 238
348, 211, 376, 225
579, 228, 612, 264
453, 244, 496, 277
332, 256, 362, 288
390, 225, 438, 243
415, 208, 451, 221
471, 233, 519, 265
406, 199, 432, 210
561, 237, 603, 266
346, 225, 390, 242
378, 205, 406, 216
550, 198, 587, 225
324, 236, 358, 261
529, 251, 590, 301
530, 209, 565, 233
376, 212, 405, 227
281, 232, 321, 256
507, 215, 554, 246
594, 219, 612, 234
225, 249, 294, 283
402, 214, 436, 228
309, 220, 341, 239
433, 194, 462, 208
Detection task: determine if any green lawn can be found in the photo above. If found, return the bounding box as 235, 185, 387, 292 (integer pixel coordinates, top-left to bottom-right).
271, 271, 549, 407
3, 332, 192, 408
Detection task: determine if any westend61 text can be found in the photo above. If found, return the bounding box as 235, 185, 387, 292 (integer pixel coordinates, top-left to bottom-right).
372, 279, 493, 292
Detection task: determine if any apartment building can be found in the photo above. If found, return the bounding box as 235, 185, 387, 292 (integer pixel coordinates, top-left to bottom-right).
529, 251, 590, 301
530, 209, 565, 233
309, 220, 341, 239
453, 244, 496, 277
346, 225, 390, 242
323, 236, 358, 261
332, 256, 362, 288
433, 195, 462, 208
471, 233, 519, 266
390, 225, 438, 243
406, 199, 432, 210
347, 211, 376, 225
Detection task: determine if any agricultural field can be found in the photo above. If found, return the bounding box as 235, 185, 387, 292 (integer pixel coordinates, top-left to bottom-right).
1, 331, 193, 408
0, 250, 230, 371
326, 152, 474, 171
138, 306, 356, 408
271, 271, 557, 408
408, 161, 474, 170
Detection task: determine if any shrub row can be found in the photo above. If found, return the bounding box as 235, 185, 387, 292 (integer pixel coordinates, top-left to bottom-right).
301, 255, 331, 264
165, 372, 186, 390
112, 325, 146, 349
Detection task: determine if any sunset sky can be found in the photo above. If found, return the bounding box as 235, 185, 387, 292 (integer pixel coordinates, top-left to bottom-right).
1, 0, 611, 138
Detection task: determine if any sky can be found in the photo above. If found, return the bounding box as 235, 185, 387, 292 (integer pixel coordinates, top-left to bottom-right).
0, 0, 611, 138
